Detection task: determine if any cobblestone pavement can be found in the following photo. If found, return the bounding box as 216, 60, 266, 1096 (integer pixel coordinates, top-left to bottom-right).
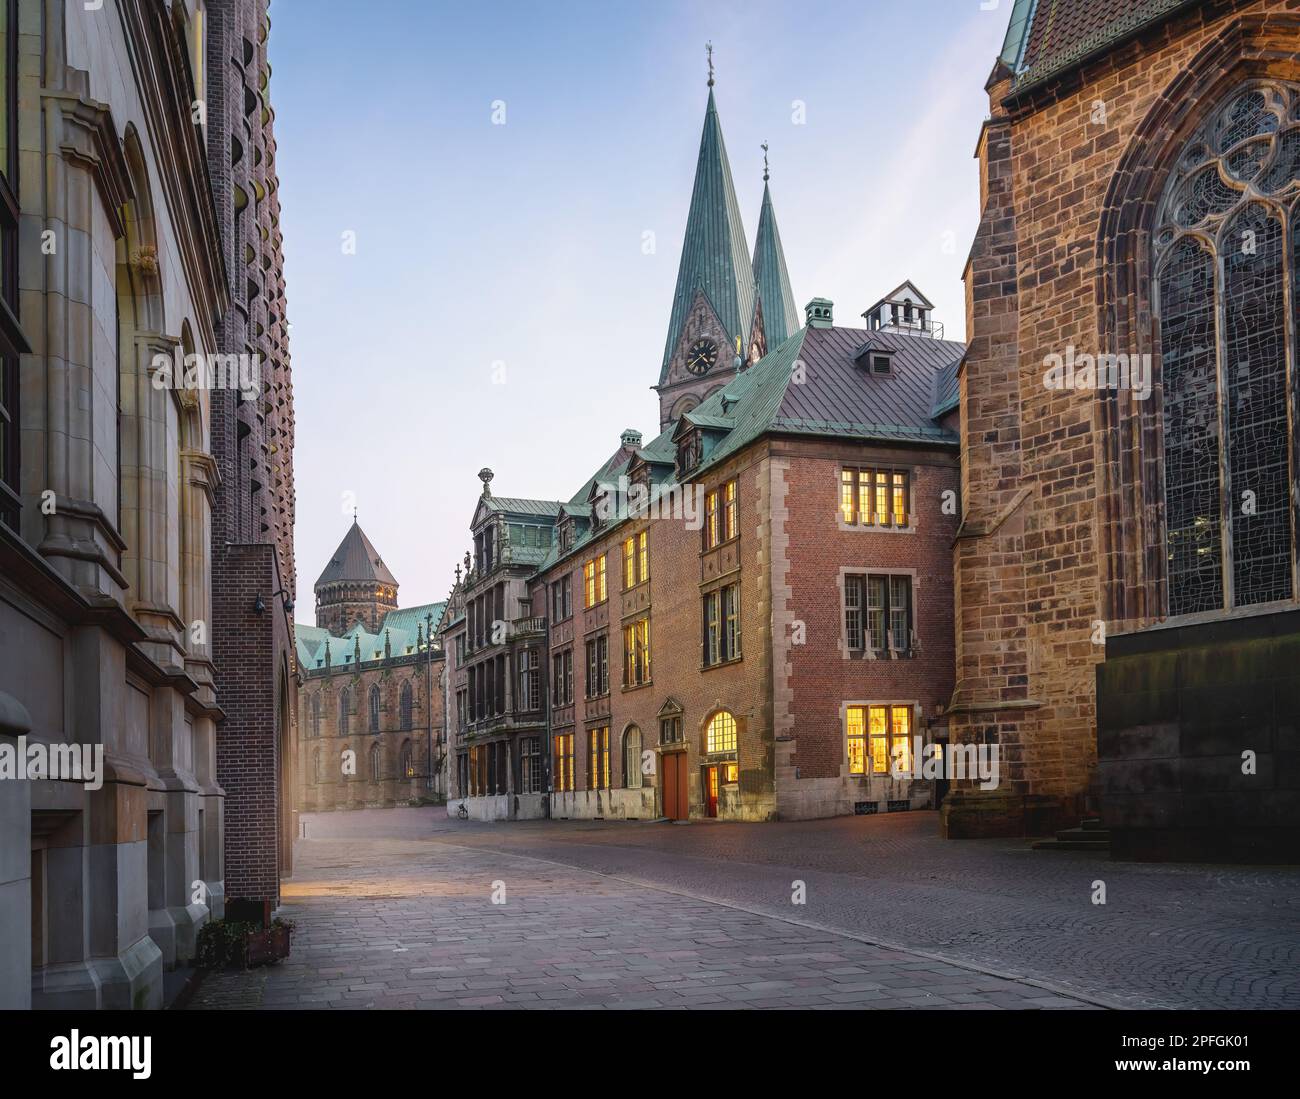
422, 808, 1300, 1010
187, 809, 1099, 1010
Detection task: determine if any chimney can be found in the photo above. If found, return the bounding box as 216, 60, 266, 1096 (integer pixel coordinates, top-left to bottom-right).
804, 298, 833, 329
621, 428, 643, 449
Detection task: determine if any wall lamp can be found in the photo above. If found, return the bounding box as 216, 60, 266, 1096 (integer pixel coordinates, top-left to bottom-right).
254, 589, 295, 615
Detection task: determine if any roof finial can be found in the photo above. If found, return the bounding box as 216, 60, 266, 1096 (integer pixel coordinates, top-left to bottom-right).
761, 141, 769, 182
706, 41, 714, 87
353, 505, 358, 523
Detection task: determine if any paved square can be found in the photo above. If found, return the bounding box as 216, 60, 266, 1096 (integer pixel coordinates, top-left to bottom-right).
188, 810, 1099, 1010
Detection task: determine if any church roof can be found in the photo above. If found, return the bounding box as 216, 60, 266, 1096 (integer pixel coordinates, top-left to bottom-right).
1007, 0, 1197, 94
752, 180, 800, 349
658, 88, 756, 385
314, 521, 398, 590
295, 601, 447, 671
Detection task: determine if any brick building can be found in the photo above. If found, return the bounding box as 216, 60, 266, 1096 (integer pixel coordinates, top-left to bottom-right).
205, 0, 299, 909
946, 0, 1300, 859
297, 521, 446, 812
443, 76, 964, 823
0, 0, 231, 1007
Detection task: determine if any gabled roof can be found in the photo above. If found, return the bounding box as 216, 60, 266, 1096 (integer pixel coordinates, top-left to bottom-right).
314, 521, 398, 590
658, 88, 756, 385
1008, 0, 1198, 94
537, 321, 966, 577
752, 180, 800, 349
863, 280, 935, 316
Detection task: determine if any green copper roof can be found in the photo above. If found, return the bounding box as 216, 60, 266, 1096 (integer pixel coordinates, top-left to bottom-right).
752, 181, 799, 348
295, 601, 447, 672
659, 89, 756, 384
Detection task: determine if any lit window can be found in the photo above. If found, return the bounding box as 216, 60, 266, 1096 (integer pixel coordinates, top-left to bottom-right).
841, 468, 910, 528
623, 618, 651, 687
703, 480, 739, 549
553, 733, 574, 792
583, 554, 607, 607
847, 704, 913, 775
588, 726, 610, 789
622, 531, 649, 588
706, 711, 737, 754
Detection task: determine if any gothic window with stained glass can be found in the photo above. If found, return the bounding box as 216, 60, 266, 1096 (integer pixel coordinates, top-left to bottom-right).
1154, 81, 1300, 616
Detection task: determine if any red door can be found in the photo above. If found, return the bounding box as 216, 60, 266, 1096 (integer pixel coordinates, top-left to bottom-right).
660, 751, 687, 820
704, 765, 719, 818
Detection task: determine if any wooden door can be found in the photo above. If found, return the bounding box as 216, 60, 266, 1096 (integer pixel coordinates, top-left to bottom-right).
660, 751, 687, 820
704, 765, 719, 817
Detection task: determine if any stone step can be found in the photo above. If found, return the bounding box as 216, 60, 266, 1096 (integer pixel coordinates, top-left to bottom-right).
1081, 817, 1107, 832
1030, 838, 1111, 852
1056, 825, 1111, 842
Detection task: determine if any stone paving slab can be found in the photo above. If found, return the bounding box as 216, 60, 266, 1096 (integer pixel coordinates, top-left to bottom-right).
187, 826, 1095, 1011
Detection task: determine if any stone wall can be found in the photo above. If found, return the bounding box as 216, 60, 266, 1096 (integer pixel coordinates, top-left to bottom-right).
947, 0, 1296, 839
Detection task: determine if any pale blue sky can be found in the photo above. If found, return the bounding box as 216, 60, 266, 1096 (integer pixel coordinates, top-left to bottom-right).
268, 0, 1009, 616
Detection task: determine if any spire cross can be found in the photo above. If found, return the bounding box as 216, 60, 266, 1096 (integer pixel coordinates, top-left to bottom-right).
706, 41, 714, 87
762, 141, 769, 181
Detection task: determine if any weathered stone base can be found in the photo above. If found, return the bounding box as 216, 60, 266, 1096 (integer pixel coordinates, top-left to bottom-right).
447, 793, 548, 822
552, 788, 657, 820
940, 792, 1080, 839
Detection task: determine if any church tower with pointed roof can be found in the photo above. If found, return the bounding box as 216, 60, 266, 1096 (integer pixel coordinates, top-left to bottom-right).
655, 51, 768, 429
314, 519, 400, 634
752, 151, 799, 350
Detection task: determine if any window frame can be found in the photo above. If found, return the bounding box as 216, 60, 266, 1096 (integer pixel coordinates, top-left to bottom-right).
622, 616, 651, 687
845, 703, 916, 776
844, 571, 915, 657
587, 725, 610, 790
840, 467, 911, 529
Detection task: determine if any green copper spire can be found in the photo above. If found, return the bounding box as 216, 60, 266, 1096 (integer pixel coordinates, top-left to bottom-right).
658, 72, 756, 384
752, 148, 799, 348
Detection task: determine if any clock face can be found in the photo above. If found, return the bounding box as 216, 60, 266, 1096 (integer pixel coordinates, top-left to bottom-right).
685, 337, 719, 376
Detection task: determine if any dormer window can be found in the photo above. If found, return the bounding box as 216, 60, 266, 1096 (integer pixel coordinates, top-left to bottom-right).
558, 520, 574, 552
870, 352, 893, 376
677, 432, 702, 475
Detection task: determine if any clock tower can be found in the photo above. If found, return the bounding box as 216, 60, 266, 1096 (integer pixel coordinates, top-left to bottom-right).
654, 56, 798, 428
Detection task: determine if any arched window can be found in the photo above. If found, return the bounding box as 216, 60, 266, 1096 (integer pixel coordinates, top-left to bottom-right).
369, 685, 381, 733
311, 694, 320, 738
705, 711, 737, 754
400, 740, 414, 779
338, 688, 350, 737
400, 682, 413, 731
369, 742, 381, 783
623, 725, 643, 788
1154, 81, 1300, 616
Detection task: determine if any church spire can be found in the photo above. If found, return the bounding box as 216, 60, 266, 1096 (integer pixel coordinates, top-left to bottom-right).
752, 147, 799, 349
657, 53, 756, 386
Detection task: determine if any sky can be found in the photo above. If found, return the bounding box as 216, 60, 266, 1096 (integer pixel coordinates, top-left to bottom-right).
268, 0, 1011, 620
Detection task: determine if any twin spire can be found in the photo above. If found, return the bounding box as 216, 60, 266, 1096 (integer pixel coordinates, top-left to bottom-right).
657, 47, 799, 383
